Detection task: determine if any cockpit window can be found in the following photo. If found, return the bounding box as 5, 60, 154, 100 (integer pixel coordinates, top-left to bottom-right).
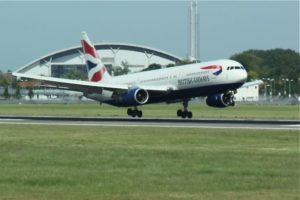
227, 66, 245, 70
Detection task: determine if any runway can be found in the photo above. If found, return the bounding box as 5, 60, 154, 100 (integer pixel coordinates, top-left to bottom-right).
0, 116, 299, 130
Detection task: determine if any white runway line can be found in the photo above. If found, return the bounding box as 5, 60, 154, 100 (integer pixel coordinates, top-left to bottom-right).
0, 121, 298, 131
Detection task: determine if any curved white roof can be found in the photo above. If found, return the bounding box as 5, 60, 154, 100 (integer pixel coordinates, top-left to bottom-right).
17, 43, 183, 73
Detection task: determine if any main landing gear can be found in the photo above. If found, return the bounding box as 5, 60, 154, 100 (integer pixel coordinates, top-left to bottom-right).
177, 100, 193, 119
127, 107, 143, 118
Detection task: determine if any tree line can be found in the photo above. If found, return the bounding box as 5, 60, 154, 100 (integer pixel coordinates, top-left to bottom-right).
230, 48, 300, 95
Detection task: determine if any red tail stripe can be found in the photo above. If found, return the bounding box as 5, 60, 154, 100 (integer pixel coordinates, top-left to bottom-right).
82, 40, 97, 58
90, 67, 106, 82
91, 71, 101, 82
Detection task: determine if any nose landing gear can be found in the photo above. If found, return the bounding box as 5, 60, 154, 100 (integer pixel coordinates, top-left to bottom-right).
177, 99, 193, 119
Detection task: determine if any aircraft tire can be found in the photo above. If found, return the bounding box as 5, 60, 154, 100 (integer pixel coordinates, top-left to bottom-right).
131, 112, 136, 117
187, 111, 193, 119
127, 108, 133, 116
231, 101, 235, 106
137, 110, 143, 118
181, 111, 187, 119
177, 109, 182, 117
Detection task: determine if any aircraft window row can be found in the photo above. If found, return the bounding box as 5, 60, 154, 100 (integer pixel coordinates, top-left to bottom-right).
141, 76, 169, 83
187, 71, 209, 76
227, 66, 245, 70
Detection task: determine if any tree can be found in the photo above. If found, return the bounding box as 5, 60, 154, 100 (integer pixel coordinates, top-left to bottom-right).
112, 65, 131, 76
63, 71, 87, 80
113, 66, 125, 76
28, 88, 34, 100
175, 59, 198, 66
3, 86, 10, 99
15, 86, 21, 99
0, 77, 9, 87
166, 63, 175, 68
141, 63, 162, 72
230, 48, 300, 94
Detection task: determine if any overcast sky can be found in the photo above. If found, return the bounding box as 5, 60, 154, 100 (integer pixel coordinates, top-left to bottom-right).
0, 1, 299, 71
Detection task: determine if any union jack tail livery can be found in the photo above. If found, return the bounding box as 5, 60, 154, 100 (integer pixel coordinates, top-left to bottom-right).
81, 31, 110, 82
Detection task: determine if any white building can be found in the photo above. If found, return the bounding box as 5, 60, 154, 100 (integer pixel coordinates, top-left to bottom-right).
235, 84, 260, 101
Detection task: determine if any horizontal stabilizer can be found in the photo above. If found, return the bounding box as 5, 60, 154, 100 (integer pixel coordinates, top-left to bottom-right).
241, 80, 263, 88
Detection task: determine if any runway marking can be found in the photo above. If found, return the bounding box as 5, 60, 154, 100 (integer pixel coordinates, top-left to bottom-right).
0, 121, 298, 131
286, 124, 300, 127
0, 119, 25, 121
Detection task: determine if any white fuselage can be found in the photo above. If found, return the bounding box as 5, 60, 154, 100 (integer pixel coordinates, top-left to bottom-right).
86, 59, 248, 104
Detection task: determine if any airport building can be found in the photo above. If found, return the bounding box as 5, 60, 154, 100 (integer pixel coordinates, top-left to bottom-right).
235, 84, 260, 101
16, 43, 182, 77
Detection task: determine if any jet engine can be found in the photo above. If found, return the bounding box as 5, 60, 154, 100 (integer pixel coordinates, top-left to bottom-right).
118, 88, 149, 106
206, 92, 235, 108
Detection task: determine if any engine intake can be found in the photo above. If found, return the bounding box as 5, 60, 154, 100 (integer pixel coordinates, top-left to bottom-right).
134, 88, 149, 104
118, 88, 149, 106
206, 93, 234, 108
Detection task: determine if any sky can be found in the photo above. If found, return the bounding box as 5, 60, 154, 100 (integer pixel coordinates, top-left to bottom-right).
0, 1, 299, 71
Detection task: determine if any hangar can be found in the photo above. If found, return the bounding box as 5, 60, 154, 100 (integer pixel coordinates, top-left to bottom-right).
16, 43, 182, 78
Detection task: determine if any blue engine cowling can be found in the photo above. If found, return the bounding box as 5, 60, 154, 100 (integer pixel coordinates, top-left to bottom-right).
206, 93, 234, 108
117, 88, 149, 106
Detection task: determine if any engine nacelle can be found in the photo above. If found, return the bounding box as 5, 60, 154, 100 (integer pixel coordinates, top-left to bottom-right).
118, 88, 149, 106
206, 93, 234, 108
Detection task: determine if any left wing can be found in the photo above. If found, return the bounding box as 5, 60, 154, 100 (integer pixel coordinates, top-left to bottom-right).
13, 72, 173, 93
13, 72, 128, 93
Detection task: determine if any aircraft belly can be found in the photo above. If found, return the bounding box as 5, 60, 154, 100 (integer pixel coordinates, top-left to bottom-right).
147, 82, 244, 104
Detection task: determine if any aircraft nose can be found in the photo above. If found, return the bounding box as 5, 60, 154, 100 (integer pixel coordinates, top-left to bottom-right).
241, 70, 248, 83
235, 69, 247, 84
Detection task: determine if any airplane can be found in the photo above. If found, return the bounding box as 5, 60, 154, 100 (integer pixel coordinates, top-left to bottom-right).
13, 31, 257, 118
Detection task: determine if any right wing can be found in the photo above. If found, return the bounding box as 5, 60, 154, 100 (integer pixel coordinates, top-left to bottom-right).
241, 80, 263, 88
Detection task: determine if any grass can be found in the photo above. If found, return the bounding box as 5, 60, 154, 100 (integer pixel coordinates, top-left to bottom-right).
0, 103, 299, 119
0, 124, 299, 200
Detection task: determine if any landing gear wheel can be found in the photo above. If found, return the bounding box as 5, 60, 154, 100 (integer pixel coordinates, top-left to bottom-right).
177, 109, 183, 117
231, 101, 235, 106
187, 111, 193, 119
131, 111, 136, 117
127, 108, 143, 118
127, 108, 133, 116
177, 99, 193, 119
137, 110, 143, 118
181, 111, 187, 119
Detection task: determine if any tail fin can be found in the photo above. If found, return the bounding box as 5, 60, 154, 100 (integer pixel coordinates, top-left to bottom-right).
80, 31, 111, 82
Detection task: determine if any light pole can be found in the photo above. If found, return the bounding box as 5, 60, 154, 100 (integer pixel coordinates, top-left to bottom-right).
282, 78, 287, 96
269, 78, 274, 96
288, 79, 293, 98
266, 78, 272, 97
262, 78, 267, 98
271, 78, 275, 96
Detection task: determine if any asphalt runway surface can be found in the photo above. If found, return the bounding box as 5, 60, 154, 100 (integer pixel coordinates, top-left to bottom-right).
0, 116, 299, 130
